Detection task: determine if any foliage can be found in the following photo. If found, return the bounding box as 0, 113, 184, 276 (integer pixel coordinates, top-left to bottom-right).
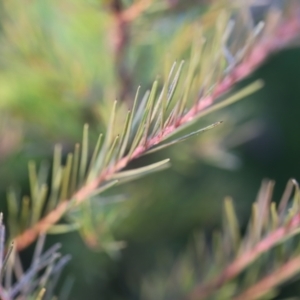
142, 179, 300, 300
0, 214, 71, 300
0, 0, 300, 299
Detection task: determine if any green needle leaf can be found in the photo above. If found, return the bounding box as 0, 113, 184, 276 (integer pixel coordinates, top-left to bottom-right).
70, 144, 80, 194
167, 60, 185, 108
146, 121, 222, 155
111, 159, 170, 181
224, 197, 240, 253
47, 223, 81, 234
52, 145, 62, 192
119, 87, 140, 160
94, 101, 117, 174
143, 80, 158, 144
60, 153, 73, 201
87, 134, 103, 182
165, 80, 263, 140
79, 124, 89, 185
88, 180, 119, 198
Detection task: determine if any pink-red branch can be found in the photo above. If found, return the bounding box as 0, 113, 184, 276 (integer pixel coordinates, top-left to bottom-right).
120, 0, 152, 22
110, 0, 153, 101
186, 212, 300, 300
14, 10, 300, 252
233, 255, 300, 300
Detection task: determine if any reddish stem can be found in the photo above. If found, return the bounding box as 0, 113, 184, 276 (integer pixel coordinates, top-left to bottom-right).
233, 255, 300, 300
186, 211, 300, 300
120, 0, 152, 22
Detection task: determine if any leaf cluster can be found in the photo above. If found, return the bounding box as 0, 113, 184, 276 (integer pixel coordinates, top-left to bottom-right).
141, 179, 300, 300
0, 214, 71, 300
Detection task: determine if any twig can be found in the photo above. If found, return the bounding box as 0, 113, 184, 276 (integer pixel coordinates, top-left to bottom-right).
110, 0, 153, 101
186, 211, 300, 300
110, 0, 153, 102
110, 0, 131, 101
233, 255, 300, 300
14, 8, 300, 252
120, 0, 152, 22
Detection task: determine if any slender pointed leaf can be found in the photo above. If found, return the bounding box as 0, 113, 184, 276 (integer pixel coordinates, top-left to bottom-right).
47, 223, 81, 235
79, 124, 89, 184
7, 189, 19, 236
119, 87, 141, 160
37, 161, 50, 188
167, 60, 185, 108
60, 153, 73, 201
117, 110, 131, 158
104, 135, 119, 167
224, 197, 240, 253
51, 145, 62, 195
270, 202, 278, 230
150, 62, 177, 135
132, 89, 149, 131
32, 184, 48, 224
88, 180, 119, 198
20, 196, 30, 230
36, 288, 46, 300
87, 134, 103, 182
47, 167, 63, 213
143, 80, 158, 145
111, 159, 170, 181
28, 161, 37, 202
128, 91, 154, 157
0, 213, 4, 271
0, 242, 14, 282
94, 101, 117, 173
146, 121, 222, 155
151, 61, 177, 126
165, 80, 263, 140
178, 37, 200, 117
70, 144, 80, 194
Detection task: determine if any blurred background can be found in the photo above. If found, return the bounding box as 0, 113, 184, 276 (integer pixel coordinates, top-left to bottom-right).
1, 0, 300, 299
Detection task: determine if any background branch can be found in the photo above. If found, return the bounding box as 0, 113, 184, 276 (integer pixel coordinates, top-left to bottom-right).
187, 209, 300, 299
233, 255, 300, 300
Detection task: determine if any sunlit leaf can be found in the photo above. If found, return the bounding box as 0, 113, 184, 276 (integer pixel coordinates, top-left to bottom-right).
111, 159, 170, 181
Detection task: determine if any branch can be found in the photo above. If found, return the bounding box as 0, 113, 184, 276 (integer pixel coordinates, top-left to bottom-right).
109, 0, 154, 101
14, 5, 300, 252
186, 203, 300, 300
109, 0, 132, 101
120, 0, 153, 22
233, 255, 300, 300
0, 215, 70, 299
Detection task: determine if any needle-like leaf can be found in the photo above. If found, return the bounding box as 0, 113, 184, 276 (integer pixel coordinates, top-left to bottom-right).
111, 159, 170, 181
146, 121, 222, 155
79, 124, 89, 185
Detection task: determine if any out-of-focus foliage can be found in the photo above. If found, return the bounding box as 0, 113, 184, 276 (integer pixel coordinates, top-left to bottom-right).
141, 179, 300, 300
0, 214, 71, 300
0, 0, 114, 131
1, 0, 300, 299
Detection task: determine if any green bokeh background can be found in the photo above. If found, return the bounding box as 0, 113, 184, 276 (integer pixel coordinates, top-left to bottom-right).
0, 0, 300, 299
